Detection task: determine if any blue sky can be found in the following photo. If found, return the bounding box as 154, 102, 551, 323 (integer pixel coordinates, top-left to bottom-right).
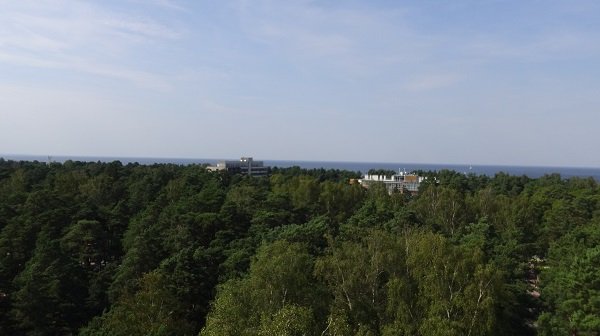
1, 0, 600, 166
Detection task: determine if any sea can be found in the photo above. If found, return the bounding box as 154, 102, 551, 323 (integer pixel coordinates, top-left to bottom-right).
2, 154, 600, 180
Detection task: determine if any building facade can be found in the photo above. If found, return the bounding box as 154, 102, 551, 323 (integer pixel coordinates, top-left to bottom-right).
207, 157, 269, 177
358, 170, 425, 194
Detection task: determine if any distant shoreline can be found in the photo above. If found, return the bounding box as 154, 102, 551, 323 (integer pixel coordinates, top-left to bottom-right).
2, 154, 600, 180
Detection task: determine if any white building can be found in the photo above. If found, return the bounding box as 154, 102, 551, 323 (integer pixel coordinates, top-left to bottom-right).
358, 170, 425, 194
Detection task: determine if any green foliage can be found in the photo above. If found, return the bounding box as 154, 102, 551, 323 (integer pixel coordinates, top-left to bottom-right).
258, 304, 316, 336
201, 240, 322, 335
367, 169, 397, 177
274, 216, 330, 253
412, 185, 466, 236
537, 221, 600, 335
81, 271, 194, 336
11, 237, 88, 335
315, 230, 407, 333
0, 159, 598, 335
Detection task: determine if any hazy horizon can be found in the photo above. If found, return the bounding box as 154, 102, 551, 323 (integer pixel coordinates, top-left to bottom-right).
2, 1, 600, 167
3, 152, 600, 170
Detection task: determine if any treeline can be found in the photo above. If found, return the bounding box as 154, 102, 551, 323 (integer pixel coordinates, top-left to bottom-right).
0, 159, 598, 335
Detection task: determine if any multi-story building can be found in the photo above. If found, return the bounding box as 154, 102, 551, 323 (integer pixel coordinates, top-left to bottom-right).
358, 170, 424, 194
207, 157, 269, 177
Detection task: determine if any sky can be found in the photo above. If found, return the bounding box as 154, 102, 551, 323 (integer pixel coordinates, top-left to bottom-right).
1, 0, 600, 166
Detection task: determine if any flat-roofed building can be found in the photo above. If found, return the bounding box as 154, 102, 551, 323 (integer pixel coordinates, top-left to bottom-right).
207, 157, 269, 177
358, 170, 424, 194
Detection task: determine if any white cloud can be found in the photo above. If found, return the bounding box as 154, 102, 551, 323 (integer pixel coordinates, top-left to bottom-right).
0, 0, 182, 90
100, 16, 182, 40
231, 0, 412, 74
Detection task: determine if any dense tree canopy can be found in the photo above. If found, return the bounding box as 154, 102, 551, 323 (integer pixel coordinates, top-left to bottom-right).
0, 159, 598, 335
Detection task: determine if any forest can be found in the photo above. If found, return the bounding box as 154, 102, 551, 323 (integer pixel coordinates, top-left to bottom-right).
0, 158, 599, 335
